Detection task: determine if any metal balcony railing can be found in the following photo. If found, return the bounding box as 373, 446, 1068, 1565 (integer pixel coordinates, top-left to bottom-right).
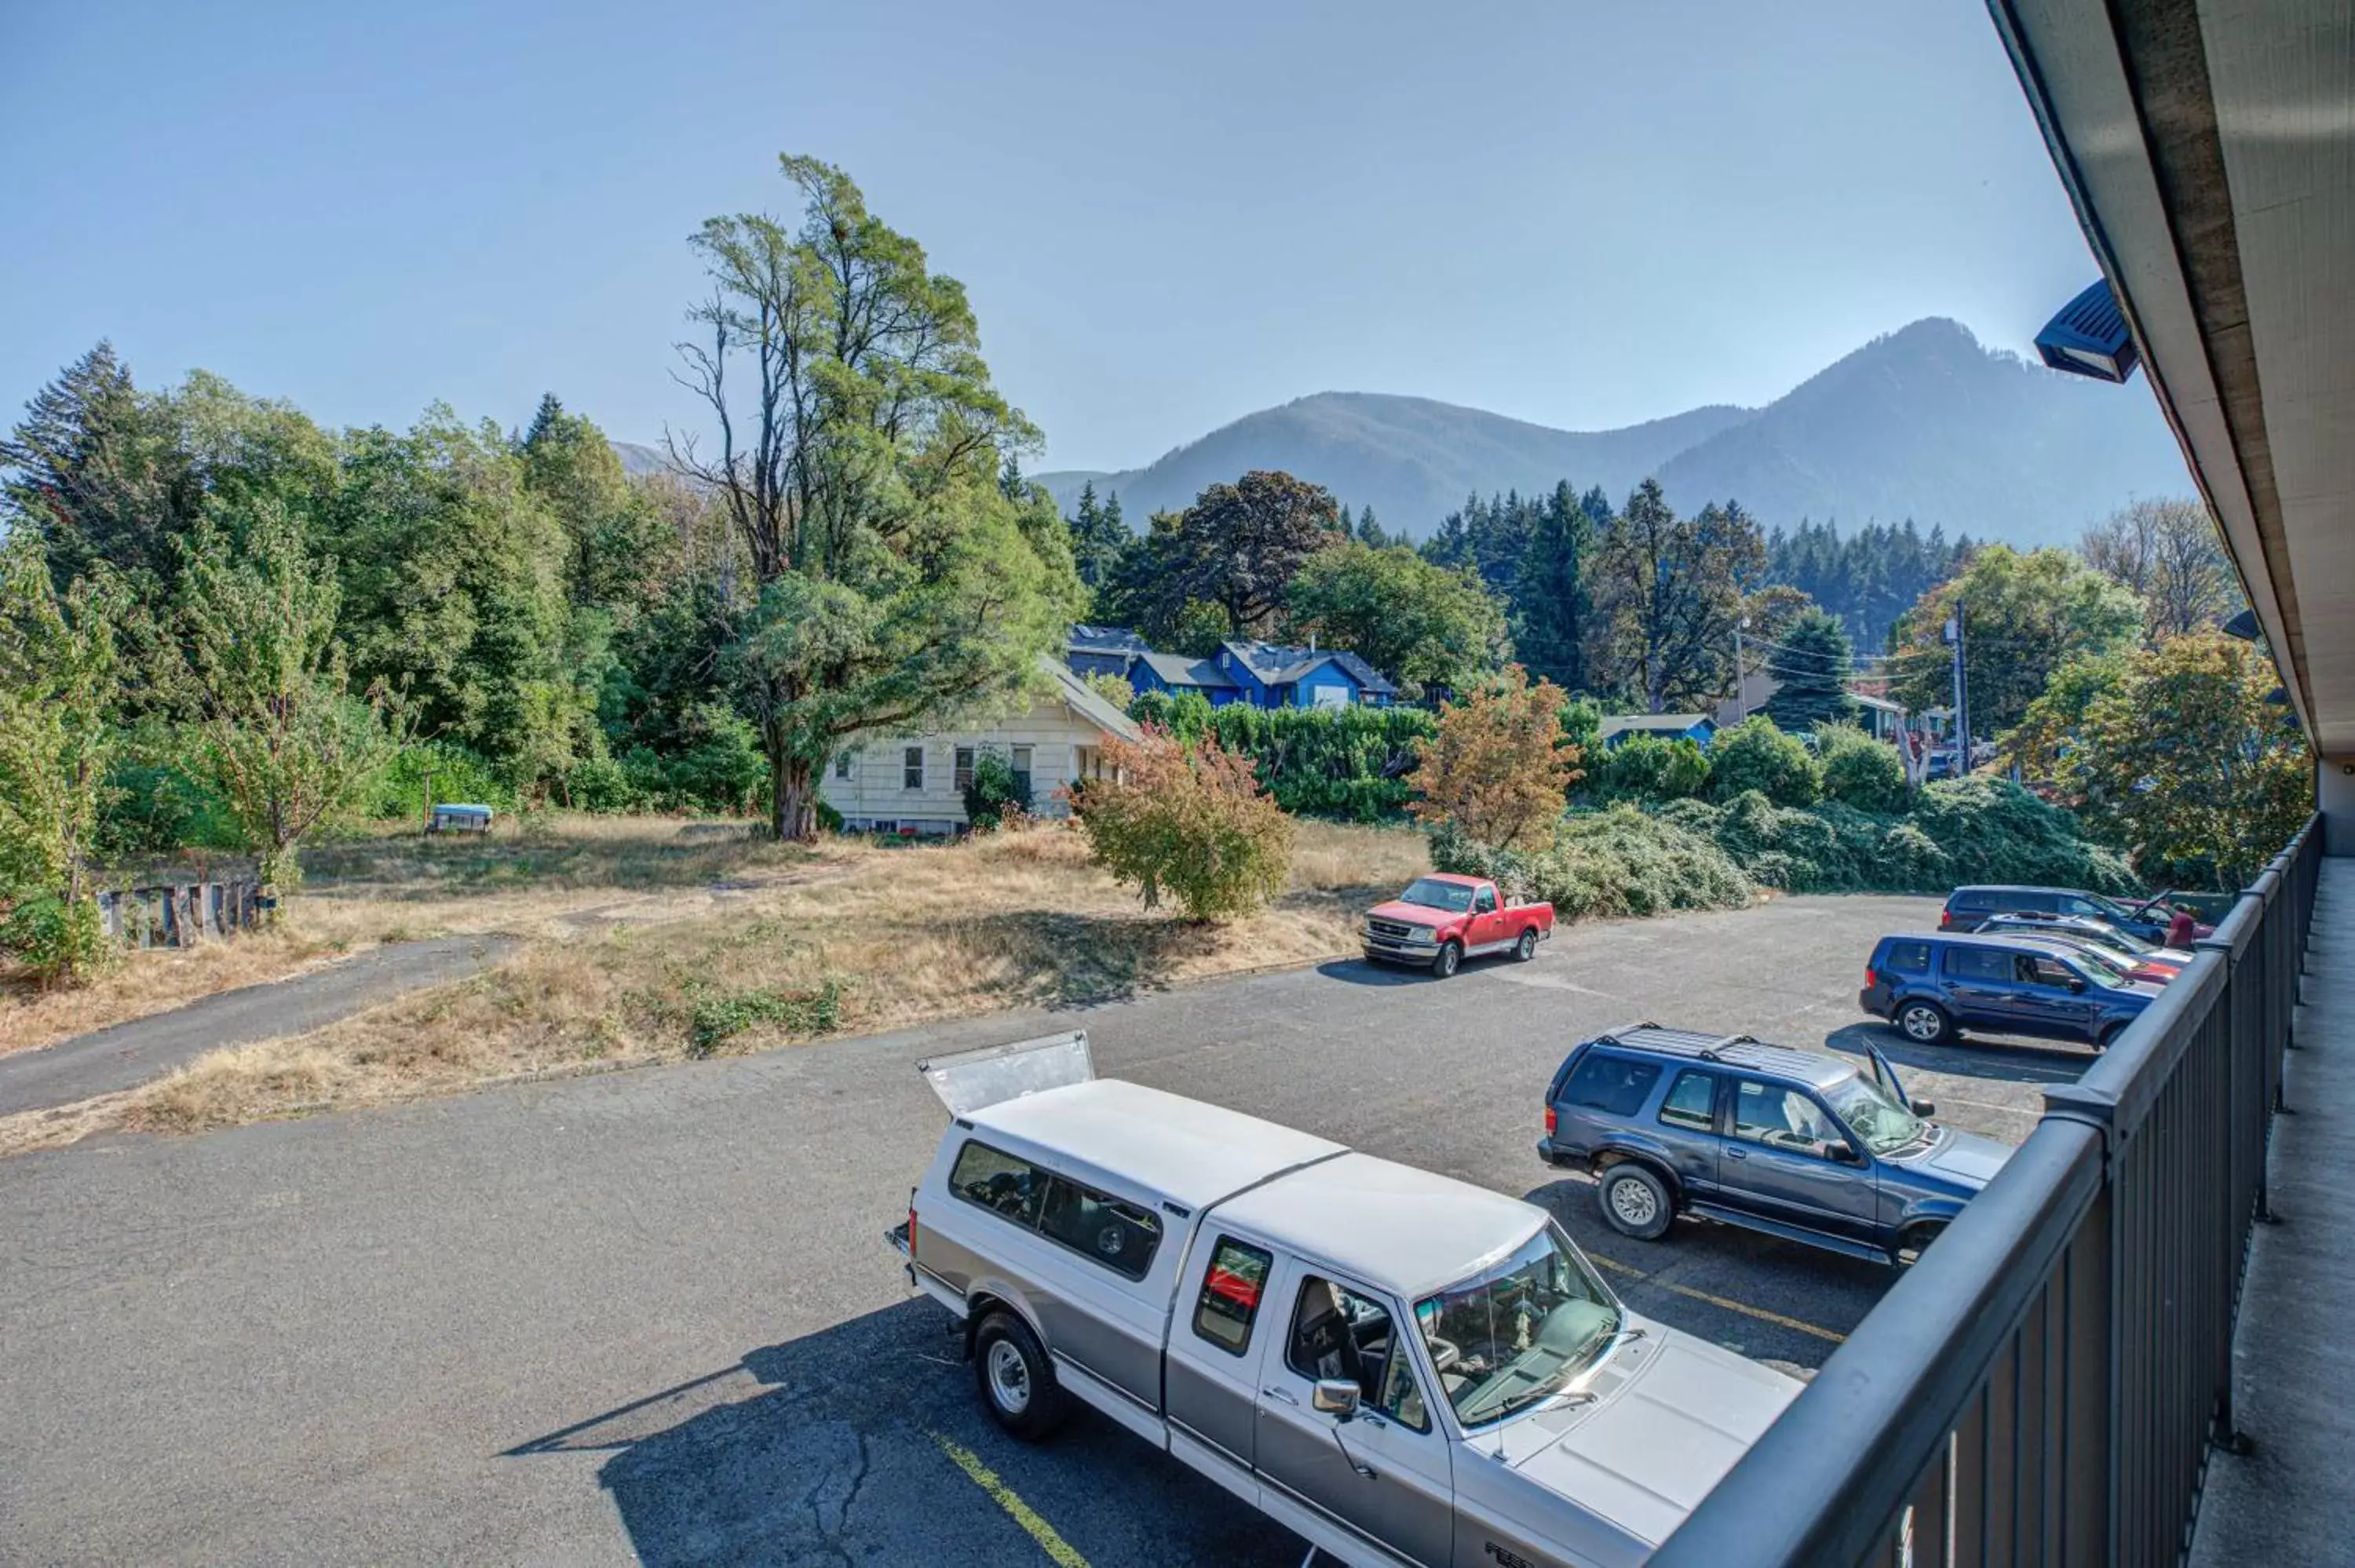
1651, 815, 2324, 1568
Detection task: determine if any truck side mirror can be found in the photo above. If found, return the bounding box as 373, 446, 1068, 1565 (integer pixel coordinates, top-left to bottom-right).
1312, 1379, 1362, 1419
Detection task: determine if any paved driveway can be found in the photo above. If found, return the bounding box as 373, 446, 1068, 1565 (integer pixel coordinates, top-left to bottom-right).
0, 892, 2089, 1566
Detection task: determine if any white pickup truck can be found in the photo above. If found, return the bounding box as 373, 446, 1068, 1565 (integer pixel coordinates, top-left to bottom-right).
888, 1031, 1799, 1568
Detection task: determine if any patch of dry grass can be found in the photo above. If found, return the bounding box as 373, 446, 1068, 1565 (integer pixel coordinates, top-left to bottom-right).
0, 816, 1429, 1154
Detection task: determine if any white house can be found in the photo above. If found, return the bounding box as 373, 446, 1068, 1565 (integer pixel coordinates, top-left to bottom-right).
821, 655, 1142, 835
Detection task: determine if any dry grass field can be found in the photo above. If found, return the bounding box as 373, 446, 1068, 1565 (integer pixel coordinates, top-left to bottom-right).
0, 814, 1428, 1153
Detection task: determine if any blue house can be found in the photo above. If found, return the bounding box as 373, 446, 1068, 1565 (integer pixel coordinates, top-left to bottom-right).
1213, 640, 1397, 709
1129, 652, 1247, 706
1595, 713, 1718, 748
1064, 625, 1154, 680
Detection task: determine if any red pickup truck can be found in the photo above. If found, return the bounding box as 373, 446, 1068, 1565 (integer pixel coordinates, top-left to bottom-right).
1360, 872, 1556, 978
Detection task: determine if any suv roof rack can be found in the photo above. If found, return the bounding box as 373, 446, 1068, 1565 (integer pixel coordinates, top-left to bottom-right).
1589, 1023, 1845, 1085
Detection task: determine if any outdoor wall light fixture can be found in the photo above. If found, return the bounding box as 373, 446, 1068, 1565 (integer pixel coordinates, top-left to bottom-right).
2036, 280, 2140, 383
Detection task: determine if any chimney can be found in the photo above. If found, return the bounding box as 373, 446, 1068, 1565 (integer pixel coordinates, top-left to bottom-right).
1309, 633, 1317, 651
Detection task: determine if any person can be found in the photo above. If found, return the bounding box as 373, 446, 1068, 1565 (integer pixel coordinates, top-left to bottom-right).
2166, 907, 2198, 948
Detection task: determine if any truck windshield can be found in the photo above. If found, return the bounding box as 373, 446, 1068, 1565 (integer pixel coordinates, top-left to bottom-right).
1397, 878, 1475, 913
1414, 1227, 1620, 1428
1823, 1074, 1928, 1157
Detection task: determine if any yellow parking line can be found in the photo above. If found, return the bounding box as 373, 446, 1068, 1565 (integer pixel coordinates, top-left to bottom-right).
1588, 1253, 1847, 1344
930, 1431, 1092, 1568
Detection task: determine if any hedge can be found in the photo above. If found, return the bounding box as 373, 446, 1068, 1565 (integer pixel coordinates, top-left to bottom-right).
1429, 807, 1754, 921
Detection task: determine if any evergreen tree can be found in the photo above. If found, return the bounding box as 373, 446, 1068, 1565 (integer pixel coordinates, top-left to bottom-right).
1760, 607, 1858, 728
1511, 480, 1592, 692
1065, 480, 1132, 593
0, 341, 199, 595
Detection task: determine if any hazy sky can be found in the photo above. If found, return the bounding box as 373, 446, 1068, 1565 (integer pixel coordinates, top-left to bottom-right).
3, 0, 2102, 473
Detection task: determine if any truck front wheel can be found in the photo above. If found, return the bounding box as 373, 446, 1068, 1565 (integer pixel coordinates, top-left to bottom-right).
973, 1312, 1067, 1440
1431, 940, 1462, 979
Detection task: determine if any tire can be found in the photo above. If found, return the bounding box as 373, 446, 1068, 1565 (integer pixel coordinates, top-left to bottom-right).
1895, 999, 1953, 1046
1513, 928, 1539, 962
2098, 1021, 2127, 1052
1431, 940, 1462, 979
973, 1312, 1066, 1440
1597, 1163, 1674, 1242
1894, 1222, 1945, 1267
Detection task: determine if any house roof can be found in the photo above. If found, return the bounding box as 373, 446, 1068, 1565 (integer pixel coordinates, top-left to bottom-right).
1040, 655, 1141, 739
1222, 639, 1397, 695
1137, 651, 1239, 691
1597, 713, 1716, 739
1851, 691, 1905, 715
1066, 624, 1152, 656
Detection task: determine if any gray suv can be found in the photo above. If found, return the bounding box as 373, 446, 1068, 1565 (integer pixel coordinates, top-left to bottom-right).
1537, 1024, 2011, 1266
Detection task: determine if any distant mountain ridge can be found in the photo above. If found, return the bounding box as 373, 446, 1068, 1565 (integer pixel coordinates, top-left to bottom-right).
1035, 319, 2189, 546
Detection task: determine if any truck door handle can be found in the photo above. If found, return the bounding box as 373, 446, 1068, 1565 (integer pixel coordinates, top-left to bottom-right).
1725, 1147, 1749, 1160
1263, 1387, 1299, 1406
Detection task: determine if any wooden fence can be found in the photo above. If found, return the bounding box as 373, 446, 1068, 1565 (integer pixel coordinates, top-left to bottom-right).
95, 880, 268, 948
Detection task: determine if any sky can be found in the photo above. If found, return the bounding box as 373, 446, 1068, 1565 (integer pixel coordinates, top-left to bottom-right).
2, 0, 2104, 475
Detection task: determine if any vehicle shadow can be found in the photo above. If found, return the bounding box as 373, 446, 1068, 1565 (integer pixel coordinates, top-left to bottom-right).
1824, 1021, 2091, 1087
504, 1297, 1292, 1568
1314, 957, 1433, 986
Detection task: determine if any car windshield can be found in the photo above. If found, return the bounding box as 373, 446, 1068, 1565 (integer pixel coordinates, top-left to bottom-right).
1413, 1227, 1621, 1428
1397, 877, 1475, 913
1824, 1073, 1930, 1156
2066, 946, 2137, 988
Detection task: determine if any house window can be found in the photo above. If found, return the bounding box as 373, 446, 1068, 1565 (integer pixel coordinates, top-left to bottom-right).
834, 753, 853, 781
903, 746, 925, 790
954, 746, 976, 793
1010, 746, 1033, 797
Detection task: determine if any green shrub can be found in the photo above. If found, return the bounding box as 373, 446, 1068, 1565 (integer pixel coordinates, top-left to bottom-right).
1073, 730, 1294, 921
364, 742, 519, 819
962, 750, 1032, 831
1708, 717, 1821, 807
1817, 725, 1908, 813
685, 978, 843, 1056
1591, 734, 1712, 803
94, 760, 243, 859
1907, 777, 2138, 892
0, 891, 112, 986
1204, 703, 1437, 823
1127, 688, 1215, 741
1429, 807, 1753, 921
564, 755, 640, 813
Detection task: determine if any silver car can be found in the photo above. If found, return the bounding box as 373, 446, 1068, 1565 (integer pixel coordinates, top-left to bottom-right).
890, 1031, 1801, 1567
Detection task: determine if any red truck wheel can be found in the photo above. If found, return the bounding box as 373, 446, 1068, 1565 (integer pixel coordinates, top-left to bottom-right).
1514, 928, 1538, 961
1431, 940, 1462, 979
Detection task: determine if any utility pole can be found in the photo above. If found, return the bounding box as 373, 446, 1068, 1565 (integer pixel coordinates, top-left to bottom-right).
1944, 597, 1969, 774
1733, 614, 1751, 720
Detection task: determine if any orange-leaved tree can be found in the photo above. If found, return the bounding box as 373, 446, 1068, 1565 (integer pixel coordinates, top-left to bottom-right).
1408, 665, 1581, 851
1068, 726, 1294, 921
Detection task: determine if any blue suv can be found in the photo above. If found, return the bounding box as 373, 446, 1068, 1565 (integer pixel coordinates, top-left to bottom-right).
1538, 1024, 2010, 1265
1860, 931, 2162, 1049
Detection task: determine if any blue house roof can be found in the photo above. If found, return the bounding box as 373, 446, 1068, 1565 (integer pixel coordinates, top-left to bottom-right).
1221, 640, 1398, 697
1136, 651, 1240, 691
1067, 625, 1153, 657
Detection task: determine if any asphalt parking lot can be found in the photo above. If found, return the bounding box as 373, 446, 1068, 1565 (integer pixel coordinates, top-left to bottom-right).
0, 891, 2104, 1566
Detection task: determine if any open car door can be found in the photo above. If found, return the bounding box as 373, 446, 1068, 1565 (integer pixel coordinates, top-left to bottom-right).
917, 1030, 1095, 1117
1866, 1043, 1923, 1115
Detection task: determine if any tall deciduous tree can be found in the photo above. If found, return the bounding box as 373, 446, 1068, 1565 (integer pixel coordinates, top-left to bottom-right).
1761, 607, 1858, 729
1408, 665, 1581, 851
1285, 542, 1507, 698
0, 536, 122, 983
665, 156, 1081, 840
1586, 481, 1765, 713
1889, 545, 2144, 737
2079, 498, 2241, 646
170, 502, 408, 893
2034, 635, 2307, 887
1155, 469, 1340, 637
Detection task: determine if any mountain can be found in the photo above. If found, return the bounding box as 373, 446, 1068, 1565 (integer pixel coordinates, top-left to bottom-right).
1035, 319, 2189, 546
613, 441, 669, 478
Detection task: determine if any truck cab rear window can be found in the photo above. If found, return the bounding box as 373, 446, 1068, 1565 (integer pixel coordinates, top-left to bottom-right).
948, 1140, 1162, 1281
1192, 1238, 1273, 1354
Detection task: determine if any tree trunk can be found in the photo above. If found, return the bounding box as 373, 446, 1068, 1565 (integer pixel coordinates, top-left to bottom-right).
762, 717, 820, 844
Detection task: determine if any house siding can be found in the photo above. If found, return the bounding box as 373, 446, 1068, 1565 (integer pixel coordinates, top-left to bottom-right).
820, 697, 1116, 833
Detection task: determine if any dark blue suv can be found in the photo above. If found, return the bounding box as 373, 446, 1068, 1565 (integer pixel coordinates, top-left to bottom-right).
1860, 931, 2162, 1048
1538, 1024, 2010, 1265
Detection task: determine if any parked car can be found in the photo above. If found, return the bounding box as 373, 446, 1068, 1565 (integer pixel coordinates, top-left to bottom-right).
1971, 913, 2189, 983
891, 1030, 1800, 1567
1860, 932, 2163, 1048
1938, 885, 2212, 944
1361, 872, 1554, 977
1537, 1023, 2008, 1266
